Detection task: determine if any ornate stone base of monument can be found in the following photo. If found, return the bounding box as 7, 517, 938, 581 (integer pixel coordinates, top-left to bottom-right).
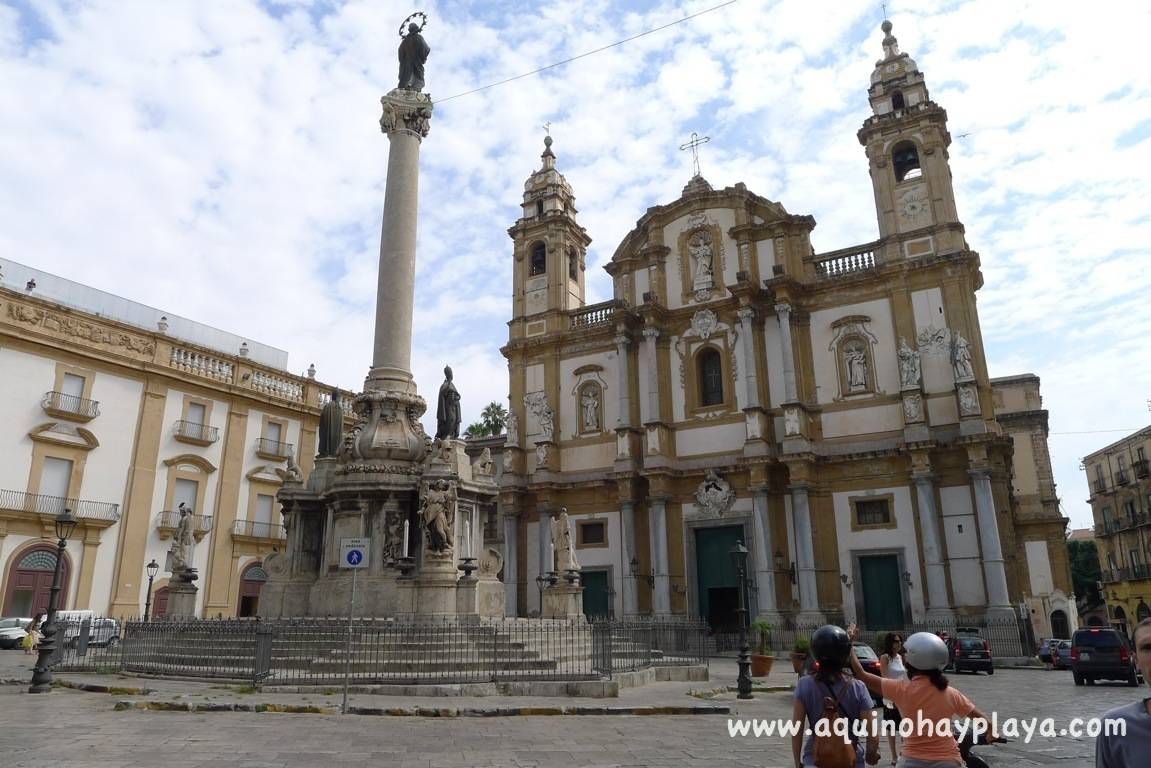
542, 583, 584, 619
166, 580, 199, 619
402, 552, 462, 617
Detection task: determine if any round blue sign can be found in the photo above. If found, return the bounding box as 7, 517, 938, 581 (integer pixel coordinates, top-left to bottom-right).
345, 549, 363, 566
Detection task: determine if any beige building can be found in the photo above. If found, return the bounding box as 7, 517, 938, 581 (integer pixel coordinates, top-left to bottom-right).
497, 22, 1073, 635
1082, 424, 1151, 635
0, 259, 345, 619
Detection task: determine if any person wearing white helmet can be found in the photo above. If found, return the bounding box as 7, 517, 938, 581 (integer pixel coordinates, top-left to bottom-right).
847, 624, 997, 767
1096, 617, 1151, 767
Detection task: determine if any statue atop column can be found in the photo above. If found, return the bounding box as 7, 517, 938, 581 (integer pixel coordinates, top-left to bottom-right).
435, 365, 461, 440
318, 387, 343, 457
397, 14, 430, 91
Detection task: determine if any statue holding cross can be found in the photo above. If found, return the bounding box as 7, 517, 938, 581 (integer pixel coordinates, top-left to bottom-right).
679, 131, 711, 178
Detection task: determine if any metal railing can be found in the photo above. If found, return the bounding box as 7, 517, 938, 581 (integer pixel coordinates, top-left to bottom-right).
0, 488, 120, 522
173, 420, 219, 443
232, 519, 286, 540
254, 437, 293, 458
1094, 478, 1108, 494
1136, 460, 1150, 479
1095, 521, 1117, 537
51, 617, 710, 686
156, 509, 213, 535
1117, 471, 1130, 486
41, 390, 100, 419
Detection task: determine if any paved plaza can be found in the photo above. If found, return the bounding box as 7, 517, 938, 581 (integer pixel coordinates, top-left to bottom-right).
0, 652, 1135, 767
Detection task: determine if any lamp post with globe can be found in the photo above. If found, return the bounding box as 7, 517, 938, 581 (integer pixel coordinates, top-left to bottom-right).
730, 540, 753, 700
29, 508, 78, 694
143, 559, 160, 621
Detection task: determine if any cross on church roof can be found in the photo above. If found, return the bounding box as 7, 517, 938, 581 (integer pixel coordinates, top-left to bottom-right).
679, 132, 711, 178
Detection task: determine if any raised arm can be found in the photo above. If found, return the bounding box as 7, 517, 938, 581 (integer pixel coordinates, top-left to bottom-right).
846, 623, 886, 695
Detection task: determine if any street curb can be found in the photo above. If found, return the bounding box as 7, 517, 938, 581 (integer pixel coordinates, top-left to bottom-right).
111, 699, 732, 717
54, 679, 154, 695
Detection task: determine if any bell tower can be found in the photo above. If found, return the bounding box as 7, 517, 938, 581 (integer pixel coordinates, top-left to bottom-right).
508, 134, 591, 335
857, 21, 966, 257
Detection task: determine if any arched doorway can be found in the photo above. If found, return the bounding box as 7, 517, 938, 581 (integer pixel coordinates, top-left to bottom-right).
1138, 602, 1150, 622
2, 546, 71, 617
1114, 606, 1129, 636
237, 562, 267, 617
1050, 609, 1070, 638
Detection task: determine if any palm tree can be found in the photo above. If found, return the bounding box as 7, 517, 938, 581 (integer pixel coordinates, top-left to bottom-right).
464, 422, 488, 438
480, 401, 508, 435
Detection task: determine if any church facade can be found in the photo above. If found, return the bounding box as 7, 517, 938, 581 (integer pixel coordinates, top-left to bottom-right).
497, 23, 1073, 635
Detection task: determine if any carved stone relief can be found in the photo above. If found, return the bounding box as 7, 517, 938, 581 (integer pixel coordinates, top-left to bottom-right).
957, 383, 980, 416
898, 337, 922, 390
523, 392, 555, 441
693, 470, 736, 518
916, 324, 950, 355
902, 393, 924, 422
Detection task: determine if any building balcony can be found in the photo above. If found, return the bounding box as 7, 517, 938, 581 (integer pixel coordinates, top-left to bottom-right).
155, 509, 213, 541
1116, 471, 1130, 486
1095, 521, 1116, 537
0, 488, 120, 526
1133, 564, 1151, 581
1101, 568, 1125, 584
254, 438, 294, 461
41, 391, 100, 422
232, 519, 286, 542
1093, 478, 1108, 495
1135, 460, 1149, 479
172, 420, 219, 446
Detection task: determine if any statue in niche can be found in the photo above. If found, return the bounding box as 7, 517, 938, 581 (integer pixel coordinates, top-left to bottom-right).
843, 340, 869, 392
898, 337, 921, 389
688, 230, 714, 286
318, 387, 343, 457
420, 479, 455, 553
580, 385, 600, 431
550, 509, 580, 573
384, 509, 404, 562
952, 332, 975, 381
784, 408, 801, 436
396, 16, 430, 91
435, 365, 461, 440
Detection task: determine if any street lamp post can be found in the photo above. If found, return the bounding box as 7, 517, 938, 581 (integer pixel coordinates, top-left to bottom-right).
29, 508, 78, 694
143, 559, 160, 621
730, 540, 753, 700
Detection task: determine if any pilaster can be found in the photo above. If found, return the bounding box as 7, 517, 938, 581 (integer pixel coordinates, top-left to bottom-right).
203, 406, 250, 617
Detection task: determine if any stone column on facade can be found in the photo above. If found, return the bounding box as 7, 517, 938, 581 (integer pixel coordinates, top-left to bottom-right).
737, 307, 761, 408
775, 303, 798, 402
502, 511, 518, 616
790, 485, 823, 623
750, 489, 783, 622
367, 89, 433, 393
614, 334, 632, 428
648, 497, 672, 615
970, 469, 1014, 616
621, 500, 640, 616
641, 327, 660, 424
538, 508, 554, 585
913, 475, 954, 619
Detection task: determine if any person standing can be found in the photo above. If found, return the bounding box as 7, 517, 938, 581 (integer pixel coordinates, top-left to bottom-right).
1097, 617, 1151, 766
22, 614, 44, 655
880, 633, 908, 766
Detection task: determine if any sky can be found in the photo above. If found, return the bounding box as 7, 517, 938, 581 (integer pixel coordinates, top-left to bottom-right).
1, 0, 1149, 530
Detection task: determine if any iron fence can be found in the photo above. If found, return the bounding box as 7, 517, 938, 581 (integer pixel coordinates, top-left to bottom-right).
50, 616, 709, 686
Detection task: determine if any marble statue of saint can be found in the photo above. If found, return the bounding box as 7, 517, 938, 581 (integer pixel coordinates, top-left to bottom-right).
580, 387, 599, 431
688, 231, 714, 283
170, 502, 195, 573
844, 341, 869, 391
435, 366, 461, 440
318, 387, 343, 457
397, 23, 430, 91
898, 337, 921, 389
952, 332, 975, 381
420, 479, 455, 553
551, 509, 580, 573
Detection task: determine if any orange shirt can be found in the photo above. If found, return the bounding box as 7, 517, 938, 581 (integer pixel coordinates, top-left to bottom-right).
879, 677, 975, 763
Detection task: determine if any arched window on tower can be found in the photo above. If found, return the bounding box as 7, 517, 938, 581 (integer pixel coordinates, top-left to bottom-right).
892, 141, 922, 182
529, 242, 546, 276
891, 90, 905, 111
698, 347, 724, 407
568, 248, 579, 280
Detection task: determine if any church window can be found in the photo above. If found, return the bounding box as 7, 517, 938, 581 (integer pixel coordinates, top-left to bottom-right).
529, 242, 546, 276
855, 498, 891, 526
577, 520, 607, 547
536, 200, 544, 217
892, 141, 922, 181
891, 90, 905, 110
698, 347, 723, 407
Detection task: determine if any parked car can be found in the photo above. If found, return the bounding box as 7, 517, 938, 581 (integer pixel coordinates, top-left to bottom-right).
947, 634, 994, 674
0, 617, 33, 649
852, 641, 884, 706
59, 614, 120, 649
1071, 627, 1140, 686
1052, 640, 1073, 670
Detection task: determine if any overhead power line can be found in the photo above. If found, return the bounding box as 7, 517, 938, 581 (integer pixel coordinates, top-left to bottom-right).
437, 0, 740, 104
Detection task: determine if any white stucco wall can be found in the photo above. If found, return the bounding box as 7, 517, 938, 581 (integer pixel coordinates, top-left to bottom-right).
1025, 540, 1055, 596
939, 484, 985, 606
910, 288, 954, 395
675, 422, 745, 457
821, 404, 903, 439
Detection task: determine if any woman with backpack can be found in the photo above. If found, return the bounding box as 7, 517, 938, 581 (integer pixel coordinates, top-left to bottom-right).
847, 624, 998, 768
791, 625, 881, 768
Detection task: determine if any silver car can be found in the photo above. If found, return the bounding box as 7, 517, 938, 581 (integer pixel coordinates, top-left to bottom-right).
0, 617, 33, 649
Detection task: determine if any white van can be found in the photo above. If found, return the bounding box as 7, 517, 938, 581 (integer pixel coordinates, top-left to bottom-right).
57, 611, 119, 648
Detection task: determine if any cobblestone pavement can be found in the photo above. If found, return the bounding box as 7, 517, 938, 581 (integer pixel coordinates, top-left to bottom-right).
0, 652, 1137, 767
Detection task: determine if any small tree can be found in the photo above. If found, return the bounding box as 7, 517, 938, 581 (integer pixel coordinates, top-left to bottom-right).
751, 619, 773, 655
480, 401, 508, 435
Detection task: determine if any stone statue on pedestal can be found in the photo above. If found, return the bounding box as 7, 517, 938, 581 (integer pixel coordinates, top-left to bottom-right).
435, 366, 461, 440
420, 479, 455, 553
318, 387, 343, 457
551, 509, 580, 573
397, 18, 430, 91
168, 502, 198, 582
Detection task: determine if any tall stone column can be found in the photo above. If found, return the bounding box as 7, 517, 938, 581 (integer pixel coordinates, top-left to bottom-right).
502, 511, 519, 616
790, 485, 823, 623
775, 303, 798, 402
641, 327, 660, 424
750, 489, 783, 621
914, 475, 953, 619
970, 469, 1013, 615
648, 497, 671, 615
737, 307, 761, 408
621, 500, 639, 616
614, 334, 632, 428
368, 89, 433, 393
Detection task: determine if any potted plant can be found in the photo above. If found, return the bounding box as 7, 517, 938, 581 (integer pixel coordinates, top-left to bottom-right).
750, 619, 774, 677
791, 636, 810, 673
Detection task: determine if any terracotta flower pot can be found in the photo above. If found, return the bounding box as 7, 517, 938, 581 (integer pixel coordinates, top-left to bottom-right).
791, 652, 807, 673
750, 653, 773, 677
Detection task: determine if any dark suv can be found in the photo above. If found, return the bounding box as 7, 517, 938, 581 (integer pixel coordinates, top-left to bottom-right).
947, 634, 994, 674
1071, 627, 1139, 686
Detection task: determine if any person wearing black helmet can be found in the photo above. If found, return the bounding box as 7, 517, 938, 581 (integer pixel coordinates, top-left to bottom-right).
847, 624, 998, 767
791, 624, 881, 767
1096, 617, 1151, 767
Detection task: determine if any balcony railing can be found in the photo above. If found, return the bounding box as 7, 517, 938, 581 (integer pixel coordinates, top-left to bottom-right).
813, 243, 878, 279
254, 438, 294, 460
1133, 564, 1151, 581
1093, 478, 1108, 494
1135, 460, 1150, 479
41, 391, 100, 421
1101, 568, 1125, 584
232, 519, 286, 540
0, 488, 120, 522
173, 420, 219, 445
1117, 471, 1130, 486
156, 509, 213, 539
1095, 521, 1115, 537
568, 300, 616, 330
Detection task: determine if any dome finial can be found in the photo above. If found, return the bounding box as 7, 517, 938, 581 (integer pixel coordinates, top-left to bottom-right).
881, 18, 900, 58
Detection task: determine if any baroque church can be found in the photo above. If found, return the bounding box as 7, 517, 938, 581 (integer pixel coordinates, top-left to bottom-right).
495, 22, 1073, 636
